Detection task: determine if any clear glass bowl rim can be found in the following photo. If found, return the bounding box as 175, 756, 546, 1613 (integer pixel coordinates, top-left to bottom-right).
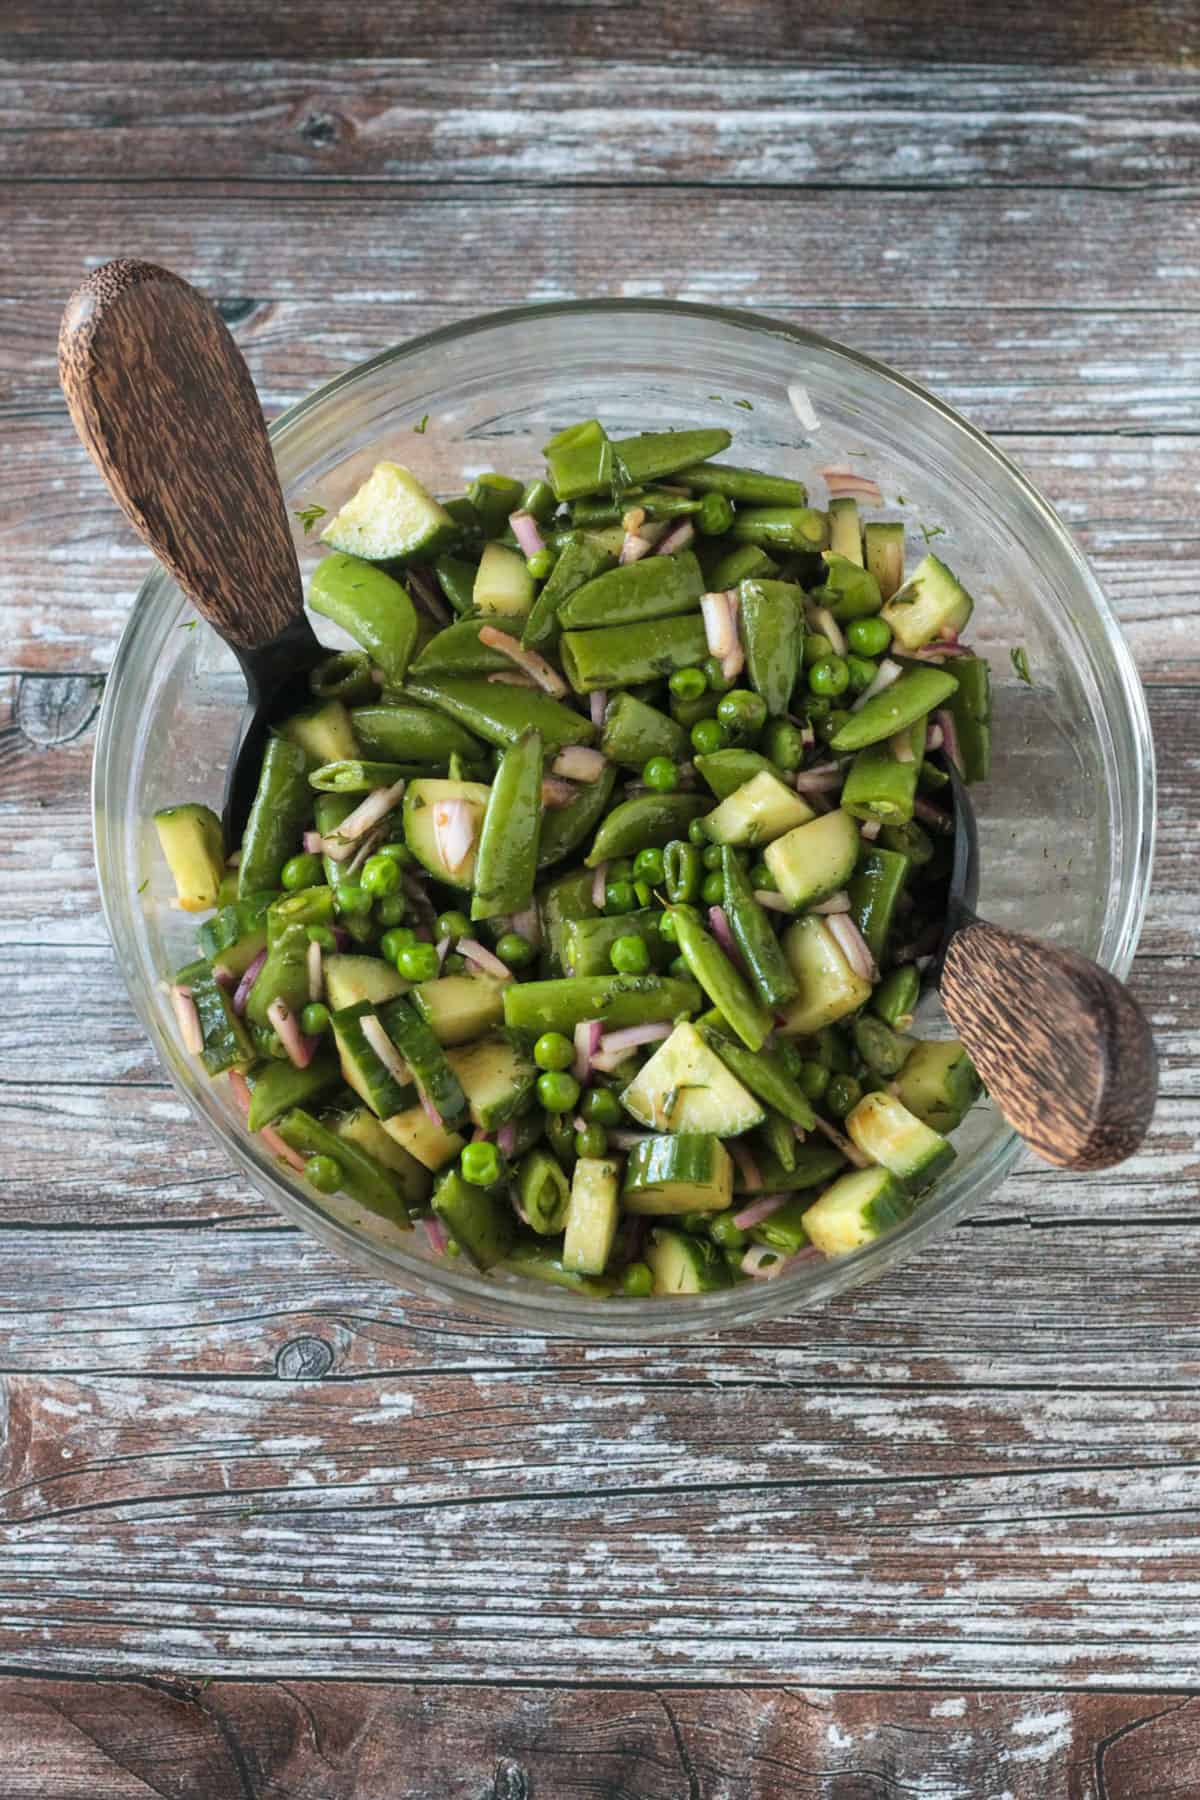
92, 297, 1156, 1341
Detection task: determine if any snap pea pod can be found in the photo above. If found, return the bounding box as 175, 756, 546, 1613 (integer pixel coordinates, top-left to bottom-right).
696, 1021, 816, 1131
872, 964, 921, 1029
198, 891, 278, 960
853, 1013, 915, 1077
432, 554, 481, 618
735, 1145, 846, 1194
703, 542, 780, 590
543, 420, 614, 501
537, 867, 600, 975
720, 847, 798, 1010
600, 693, 690, 769
245, 922, 312, 1029
762, 1107, 798, 1173
309, 649, 377, 704
840, 719, 926, 825
522, 536, 614, 652
677, 462, 807, 507
410, 618, 520, 679
586, 793, 707, 867
847, 847, 913, 965
729, 506, 829, 552
467, 472, 525, 538
350, 702, 481, 764
557, 549, 704, 630
813, 552, 883, 623
537, 765, 618, 871
309, 553, 419, 688
944, 653, 991, 784
404, 676, 596, 750
238, 736, 311, 898
570, 488, 699, 528
245, 1053, 342, 1131
378, 996, 469, 1125
274, 1108, 414, 1224
501, 974, 701, 1037
442, 495, 483, 546
878, 821, 935, 867
666, 904, 772, 1051
693, 749, 778, 800
830, 666, 958, 753
560, 613, 708, 693
738, 579, 805, 717
309, 759, 424, 793
517, 1148, 572, 1235
749, 1195, 810, 1254
561, 909, 672, 977
471, 729, 543, 919
502, 1235, 615, 1296
612, 428, 731, 487
520, 478, 558, 525
267, 886, 335, 944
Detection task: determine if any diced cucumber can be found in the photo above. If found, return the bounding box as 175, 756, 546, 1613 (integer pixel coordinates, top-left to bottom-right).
845, 1091, 955, 1192
334, 1107, 433, 1210
280, 699, 360, 767
562, 1157, 622, 1275
696, 1025, 817, 1131
620, 1022, 764, 1135
211, 927, 268, 983
622, 1133, 734, 1215
331, 1001, 414, 1119
377, 996, 469, 1127
894, 1038, 982, 1134
176, 958, 254, 1075
645, 1227, 732, 1295
403, 777, 490, 888
381, 1104, 465, 1171
323, 954, 410, 1011
517, 1148, 572, 1235
801, 1165, 915, 1255
320, 461, 456, 563
154, 803, 226, 913
410, 974, 506, 1045
432, 1170, 516, 1271
703, 769, 815, 848
763, 808, 860, 911
864, 521, 905, 600
473, 541, 535, 616
881, 552, 974, 651
828, 497, 863, 565
446, 1031, 537, 1130
776, 916, 874, 1035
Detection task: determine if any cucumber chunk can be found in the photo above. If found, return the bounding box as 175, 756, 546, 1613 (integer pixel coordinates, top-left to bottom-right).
381, 1104, 465, 1171
320, 461, 456, 563
324, 954, 409, 1012
334, 1107, 433, 1210
280, 699, 360, 767
703, 769, 815, 849
473, 541, 536, 617
764, 808, 861, 911
403, 777, 490, 888
894, 1038, 982, 1134
410, 974, 506, 1045
154, 803, 226, 913
802, 1164, 915, 1254
622, 1133, 734, 1215
432, 1169, 516, 1270
446, 1032, 538, 1130
845, 1090, 955, 1191
562, 1157, 622, 1275
776, 916, 874, 1035
881, 552, 974, 651
645, 1227, 732, 1295
620, 1022, 764, 1136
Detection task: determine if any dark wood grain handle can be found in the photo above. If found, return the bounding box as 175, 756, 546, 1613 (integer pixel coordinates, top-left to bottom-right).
58, 259, 302, 652
941, 920, 1157, 1171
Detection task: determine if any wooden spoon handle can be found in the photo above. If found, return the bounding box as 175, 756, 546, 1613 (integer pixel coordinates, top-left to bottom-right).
941, 920, 1157, 1170
58, 258, 302, 653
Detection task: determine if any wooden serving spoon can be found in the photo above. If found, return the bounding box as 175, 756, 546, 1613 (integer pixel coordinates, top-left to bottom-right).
934, 760, 1157, 1171
59, 257, 323, 838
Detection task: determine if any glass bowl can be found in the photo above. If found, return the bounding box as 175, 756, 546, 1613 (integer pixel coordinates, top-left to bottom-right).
92, 301, 1155, 1340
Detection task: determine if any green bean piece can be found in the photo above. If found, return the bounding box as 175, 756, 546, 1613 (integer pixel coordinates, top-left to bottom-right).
274, 1109, 415, 1224
245, 1053, 342, 1131
267, 886, 335, 945
521, 537, 614, 652
520, 478, 558, 526
537, 766, 618, 872
537, 867, 601, 976
586, 793, 707, 867
467, 473, 526, 538
612, 428, 731, 487
404, 676, 596, 750
696, 1021, 816, 1130
762, 1106, 798, 1173
570, 488, 704, 529
308, 759, 421, 794
501, 974, 702, 1038
559, 613, 708, 694
309, 553, 420, 688
430, 554, 480, 618
244, 922, 311, 1028
729, 506, 829, 552
853, 1013, 915, 1078
830, 666, 959, 753
737, 579, 806, 718
543, 420, 614, 501
872, 964, 921, 1029
812, 552, 883, 623
720, 847, 798, 1010
308, 649, 377, 704
471, 729, 543, 920
704, 542, 780, 590
238, 736, 312, 898
663, 840, 702, 903
410, 618, 522, 679
666, 905, 772, 1051
677, 462, 807, 507
847, 847, 913, 965
517, 1148, 572, 1235
557, 549, 704, 631
350, 702, 481, 765
441, 495, 483, 548
561, 909, 672, 977
944, 653, 992, 784
840, 719, 926, 825
599, 693, 690, 769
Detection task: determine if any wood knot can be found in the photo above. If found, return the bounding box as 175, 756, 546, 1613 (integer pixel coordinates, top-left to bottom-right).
492, 1759, 530, 1800
300, 112, 341, 150
217, 298, 258, 326
275, 1336, 334, 1380
14, 673, 104, 749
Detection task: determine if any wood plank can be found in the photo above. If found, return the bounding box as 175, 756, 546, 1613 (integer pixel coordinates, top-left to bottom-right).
2, 1678, 1198, 1800
3, 0, 1194, 66
7, 61, 1200, 187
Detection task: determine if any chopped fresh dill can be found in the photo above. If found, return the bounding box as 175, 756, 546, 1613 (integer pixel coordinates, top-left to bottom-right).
1010, 645, 1033, 685
918, 523, 946, 543
179, 619, 197, 630
137, 878, 149, 893
413, 414, 429, 434
294, 502, 327, 535
733, 398, 754, 411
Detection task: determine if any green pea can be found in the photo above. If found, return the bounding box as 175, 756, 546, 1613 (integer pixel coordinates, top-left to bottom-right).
633, 846, 666, 884
642, 755, 678, 793
461, 1140, 502, 1186
443, 952, 468, 975
703, 656, 734, 694
397, 941, 440, 982
656, 910, 678, 944
764, 719, 805, 771
690, 717, 727, 756
526, 548, 555, 580
534, 1031, 575, 1072
306, 924, 337, 951
575, 1123, 609, 1159
825, 1073, 862, 1119
375, 895, 408, 927
747, 861, 775, 890
444, 1237, 461, 1257
702, 843, 724, 871
496, 931, 536, 969
845, 655, 878, 695
304, 1154, 341, 1195
700, 871, 725, 905
697, 491, 735, 535
668, 954, 691, 980
708, 1213, 747, 1251
281, 852, 323, 892
335, 882, 372, 916
808, 656, 850, 698
716, 689, 767, 735
361, 853, 401, 897
537, 1070, 581, 1114
610, 934, 651, 975
803, 632, 833, 668
381, 926, 417, 963
604, 880, 637, 915
377, 841, 413, 866
847, 615, 892, 657
669, 666, 707, 702
436, 909, 471, 942
620, 1261, 654, 1297
797, 1059, 830, 1101
300, 1001, 331, 1036
581, 1086, 622, 1127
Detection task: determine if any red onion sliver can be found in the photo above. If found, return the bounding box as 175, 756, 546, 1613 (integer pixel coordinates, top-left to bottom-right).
213, 965, 236, 992
170, 984, 204, 1055
591, 861, 608, 909
303, 829, 324, 855
589, 690, 608, 728
435, 934, 451, 972
487, 671, 538, 687
707, 905, 750, 977
812, 1113, 871, 1169
821, 466, 883, 504
552, 745, 607, 783
859, 819, 882, 841
323, 778, 407, 857
654, 518, 695, 556
788, 382, 820, 432
331, 926, 352, 951
793, 765, 844, 794
497, 1122, 516, 1158
407, 564, 451, 625
925, 723, 944, 752
478, 625, 568, 698
889, 729, 916, 764
307, 939, 324, 1003
825, 911, 878, 983
232, 948, 267, 1017
509, 510, 545, 559
701, 590, 737, 658
733, 1192, 789, 1230
811, 890, 851, 915
620, 532, 652, 564
541, 777, 579, 809
730, 1142, 762, 1192
510, 906, 541, 948
742, 1244, 793, 1280
360, 1014, 410, 1084
936, 707, 964, 775
851, 656, 903, 712
596, 1021, 672, 1059
807, 603, 845, 658
573, 1017, 603, 1082
422, 1216, 450, 1256
262, 1125, 308, 1174
344, 819, 391, 878
433, 798, 479, 878
419, 1093, 444, 1130
268, 998, 318, 1070
754, 890, 793, 913
458, 937, 513, 981
610, 1129, 652, 1151
913, 796, 954, 834
228, 1069, 251, 1118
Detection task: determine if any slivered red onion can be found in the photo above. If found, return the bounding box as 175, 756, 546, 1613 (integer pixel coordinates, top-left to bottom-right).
510, 906, 541, 948
407, 564, 451, 624
487, 671, 538, 687
788, 383, 820, 432
213, 965, 236, 992
330, 926, 352, 951
458, 937, 512, 980
654, 518, 695, 556
851, 656, 903, 712
541, 777, 579, 809
435, 934, 451, 972
360, 1014, 410, 1084
730, 1143, 762, 1192
793, 763, 843, 794
701, 589, 738, 658
419, 1093, 444, 1129
433, 797, 479, 877
497, 1122, 517, 1158
595, 1022, 672, 1060
307, 939, 324, 1002
471, 1127, 489, 1143
620, 532, 652, 564
344, 820, 390, 878
228, 1069, 251, 1118
889, 729, 916, 764
812, 890, 851, 915
573, 1018, 603, 1082
610, 1129, 652, 1151
232, 948, 267, 1016
754, 890, 793, 913
808, 604, 845, 658
914, 640, 973, 660
826, 911, 878, 982
509, 510, 545, 559
821, 466, 883, 504
590, 861, 608, 909
422, 1216, 450, 1255
936, 707, 964, 775
263, 1125, 308, 1173
170, 984, 204, 1055
323, 778, 407, 857
589, 689, 607, 728
812, 1113, 870, 1169
859, 819, 882, 841
478, 626, 568, 698
303, 830, 324, 855
925, 723, 944, 752
268, 998, 318, 1069
733, 1192, 789, 1230
707, 905, 749, 977
913, 796, 954, 835
721, 590, 745, 683
552, 745, 607, 783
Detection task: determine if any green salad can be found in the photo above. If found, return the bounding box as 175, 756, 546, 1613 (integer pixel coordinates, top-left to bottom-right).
155, 418, 987, 1298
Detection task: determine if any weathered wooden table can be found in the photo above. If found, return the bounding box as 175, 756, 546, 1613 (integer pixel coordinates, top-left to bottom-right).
3, 5, 1199, 1793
